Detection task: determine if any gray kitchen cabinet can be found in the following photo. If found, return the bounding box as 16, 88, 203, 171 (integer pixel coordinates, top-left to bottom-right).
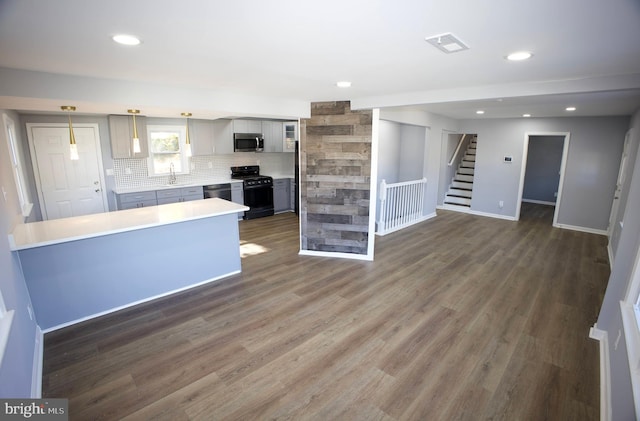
231, 183, 244, 219
116, 191, 157, 210
233, 119, 262, 134
262, 121, 284, 153
213, 119, 234, 154
155, 188, 182, 205
273, 178, 291, 213
180, 186, 204, 201
190, 119, 215, 156
156, 186, 203, 204
108, 115, 149, 158
282, 121, 297, 153
290, 178, 296, 211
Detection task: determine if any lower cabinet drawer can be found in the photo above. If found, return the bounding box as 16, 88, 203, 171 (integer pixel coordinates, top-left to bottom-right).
157, 197, 181, 205
119, 199, 158, 210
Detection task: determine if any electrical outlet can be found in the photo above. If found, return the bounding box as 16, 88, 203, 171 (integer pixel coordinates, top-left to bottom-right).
106, 168, 114, 176
499, 200, 504, 209
554, 191, 558, 197
208, 162, 213, 169
125, 168, 132, 175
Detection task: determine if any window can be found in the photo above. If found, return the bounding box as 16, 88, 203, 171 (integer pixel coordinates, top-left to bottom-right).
3, 114, 32, 218
146, 125, 190, 177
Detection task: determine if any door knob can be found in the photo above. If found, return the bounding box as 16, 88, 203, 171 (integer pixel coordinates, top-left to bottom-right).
95, 189, 101, 193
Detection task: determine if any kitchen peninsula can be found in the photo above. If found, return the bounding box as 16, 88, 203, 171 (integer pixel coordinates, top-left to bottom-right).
9, 198, 248, 331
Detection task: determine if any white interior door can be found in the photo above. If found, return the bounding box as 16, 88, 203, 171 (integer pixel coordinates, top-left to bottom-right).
609, 130, 632, 238
29, 124, 107, 220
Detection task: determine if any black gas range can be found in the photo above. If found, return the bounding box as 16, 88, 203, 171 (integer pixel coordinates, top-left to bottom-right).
231, 165, 274, 220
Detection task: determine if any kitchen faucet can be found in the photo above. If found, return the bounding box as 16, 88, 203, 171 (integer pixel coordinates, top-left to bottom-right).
169, 162, 177, 184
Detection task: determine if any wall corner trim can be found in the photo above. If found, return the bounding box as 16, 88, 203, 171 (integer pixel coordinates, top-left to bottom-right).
31, 325, 43, 398
589, 324, 612, 421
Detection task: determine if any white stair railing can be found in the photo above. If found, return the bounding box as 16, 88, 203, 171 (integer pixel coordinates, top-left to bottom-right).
377, 178, 427, 235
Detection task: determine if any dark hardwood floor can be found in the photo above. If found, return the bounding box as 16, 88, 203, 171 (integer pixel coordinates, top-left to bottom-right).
42, 203, 610, 420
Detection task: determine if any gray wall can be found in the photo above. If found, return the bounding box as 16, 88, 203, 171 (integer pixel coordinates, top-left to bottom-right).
0, 109, 40, 397
595, 108, 640, 421
376, 119, 428, 223
378, 108, 459, 217
398, 124, 425, 182
458, 117, 629, 229
377, 120, 402, 185
523, 135, 564, 203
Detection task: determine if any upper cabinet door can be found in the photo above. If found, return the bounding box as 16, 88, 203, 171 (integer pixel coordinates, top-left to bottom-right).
233, 119, 262, 134
262, 121, 283, 153
283, 121, 297, 153
190, 119, 215, 156
213, 119, 234, 154
108, 115, 149, 158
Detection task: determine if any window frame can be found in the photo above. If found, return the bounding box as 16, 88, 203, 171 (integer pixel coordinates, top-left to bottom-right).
3, 113, 33, 218
146, 124, 190, 177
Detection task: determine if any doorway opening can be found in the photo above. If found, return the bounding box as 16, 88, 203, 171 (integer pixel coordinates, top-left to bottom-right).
517, 132, 570, 225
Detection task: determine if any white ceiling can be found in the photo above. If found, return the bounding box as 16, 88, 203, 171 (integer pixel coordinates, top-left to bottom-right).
0, 0, 639, 119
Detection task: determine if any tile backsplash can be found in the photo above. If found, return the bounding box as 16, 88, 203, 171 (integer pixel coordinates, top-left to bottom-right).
113, 153, 294, 190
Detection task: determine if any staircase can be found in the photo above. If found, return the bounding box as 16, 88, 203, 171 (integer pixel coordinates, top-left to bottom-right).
444, 136, 476, 208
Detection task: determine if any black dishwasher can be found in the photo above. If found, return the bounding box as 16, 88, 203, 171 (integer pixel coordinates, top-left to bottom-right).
203, 183, 231, 201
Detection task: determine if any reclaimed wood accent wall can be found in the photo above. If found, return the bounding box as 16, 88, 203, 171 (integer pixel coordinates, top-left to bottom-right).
300, 101, 373, 255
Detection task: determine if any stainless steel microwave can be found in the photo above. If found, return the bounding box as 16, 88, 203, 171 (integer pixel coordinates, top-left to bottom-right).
234, 133, 264, 152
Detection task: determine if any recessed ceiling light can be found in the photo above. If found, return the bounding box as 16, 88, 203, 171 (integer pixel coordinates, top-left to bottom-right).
523, 114, 531, 118
336, 81, 351, 88
476, 110, 485, 115
506, 51, 532, 61
112, 34, 141, 46
566, 106, 577, 112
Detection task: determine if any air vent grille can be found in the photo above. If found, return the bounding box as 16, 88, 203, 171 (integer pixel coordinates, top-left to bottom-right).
425, 33, 469, 54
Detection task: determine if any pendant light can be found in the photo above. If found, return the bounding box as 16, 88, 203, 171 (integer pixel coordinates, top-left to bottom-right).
61, 106, 79, 160
128, 109, 141, 154
181, 112, 192, 157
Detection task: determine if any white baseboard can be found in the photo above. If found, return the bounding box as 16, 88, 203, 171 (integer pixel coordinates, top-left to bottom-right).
522, 199, 556, 206
438, 205, 518, 222
31, 325, 43, 398
375, 212, 437, 236
554, 223, 608, 236
298, 249, 374, 261
589, 325, 612, 421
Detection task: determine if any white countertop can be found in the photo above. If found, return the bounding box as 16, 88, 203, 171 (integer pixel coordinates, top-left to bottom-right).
9, 198, 249, 251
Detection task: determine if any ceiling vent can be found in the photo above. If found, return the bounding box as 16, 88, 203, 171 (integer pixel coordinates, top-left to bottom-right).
425, 33, 469, 54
